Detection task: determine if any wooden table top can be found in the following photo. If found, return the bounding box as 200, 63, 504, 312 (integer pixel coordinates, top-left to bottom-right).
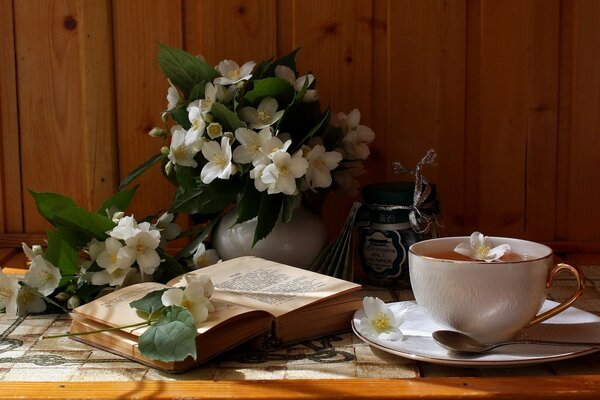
1, 248, 600, 399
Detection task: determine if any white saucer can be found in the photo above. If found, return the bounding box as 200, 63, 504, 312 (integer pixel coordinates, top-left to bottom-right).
352, 300, 600, 367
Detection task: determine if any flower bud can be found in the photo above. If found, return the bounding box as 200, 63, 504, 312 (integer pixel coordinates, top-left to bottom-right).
149, 127, 167, 139
67, 296, 82, 309
203, 113, 214, 123
112, 211, 125, 224
161, 112, 169, 122
165, 160, 174, 175
207, 123, 223, 139
31, 245, 44, 256
160, 146, 170, 155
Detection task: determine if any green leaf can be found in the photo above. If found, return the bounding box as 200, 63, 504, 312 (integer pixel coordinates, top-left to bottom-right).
293, 109, 330, 151
177, 219, 219, 259
281, 194, 298, 224
44, 228, 82, 276
30, 191, 114, 240
119, 153, 166, 190
138, 306, 197, 362
244, 77, 295, 106
235, 179, 261, 224
253, 193, 283, 246
171, 179, 239, 215
130, 288, 168, 322
210, 102, 245, 132
174, 165, 198, 191
96, 186, 138, 215
29, 191, 77, 224
157, 43, 219, 97
168, 104, 192, 129
188, 81, 206, 101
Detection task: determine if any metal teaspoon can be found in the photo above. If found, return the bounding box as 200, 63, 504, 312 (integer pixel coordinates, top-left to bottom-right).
432, 330, 600, 354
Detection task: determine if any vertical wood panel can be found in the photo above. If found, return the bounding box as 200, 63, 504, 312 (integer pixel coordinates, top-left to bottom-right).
388, 0, 467, 236
15, 0, 87, 231
79, 0, 118, 210
0, 0, 23, 233
470, 0, 559, 238
184, 0, 276, 62
113, 0, 183, 220
557, 0, 600, 241
278, 0, 374, 237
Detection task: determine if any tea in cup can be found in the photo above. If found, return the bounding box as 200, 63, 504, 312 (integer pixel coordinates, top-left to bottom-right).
409, 235, 585, 343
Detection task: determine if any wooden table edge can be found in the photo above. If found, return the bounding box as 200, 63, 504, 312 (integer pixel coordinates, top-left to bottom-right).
0, 376, 599, 399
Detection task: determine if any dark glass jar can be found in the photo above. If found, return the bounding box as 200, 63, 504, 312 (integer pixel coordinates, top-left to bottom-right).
356, 182, 439, 288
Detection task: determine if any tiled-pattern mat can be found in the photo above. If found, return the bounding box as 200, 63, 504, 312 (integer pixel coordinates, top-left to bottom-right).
0, 270, 599, 381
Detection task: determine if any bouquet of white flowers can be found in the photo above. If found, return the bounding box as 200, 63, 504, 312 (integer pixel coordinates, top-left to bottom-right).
126, 44, 375, 252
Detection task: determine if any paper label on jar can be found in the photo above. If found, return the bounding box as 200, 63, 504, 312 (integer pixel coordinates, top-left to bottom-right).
359, 228, 406, 279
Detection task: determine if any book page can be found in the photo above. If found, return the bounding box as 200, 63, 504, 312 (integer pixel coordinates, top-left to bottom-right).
72, 281, 269, 335
168, 256, 361, 317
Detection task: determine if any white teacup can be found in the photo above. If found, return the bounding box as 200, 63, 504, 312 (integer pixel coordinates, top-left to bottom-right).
409, 236, 585, 343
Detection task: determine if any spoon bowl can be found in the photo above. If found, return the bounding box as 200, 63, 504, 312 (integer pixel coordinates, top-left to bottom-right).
432, 330, 600, 354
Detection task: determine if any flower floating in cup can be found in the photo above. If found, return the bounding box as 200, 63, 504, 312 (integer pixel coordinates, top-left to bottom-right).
359, 297, 405, 341
454, 231, 510, 262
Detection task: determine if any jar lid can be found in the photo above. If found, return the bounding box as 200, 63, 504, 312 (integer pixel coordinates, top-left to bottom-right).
362, 182, 437, 206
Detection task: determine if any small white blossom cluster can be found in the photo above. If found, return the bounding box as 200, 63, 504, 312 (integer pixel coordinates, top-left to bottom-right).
0, 244, 61, 316
84, 212, 181, 287
160, 58, 374, 198
162, 274, 215, 324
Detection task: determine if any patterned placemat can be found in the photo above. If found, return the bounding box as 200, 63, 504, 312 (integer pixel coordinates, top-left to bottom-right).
1, 267, 600, 381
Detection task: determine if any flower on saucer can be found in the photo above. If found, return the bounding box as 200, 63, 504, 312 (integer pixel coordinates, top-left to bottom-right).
359, 297, 404, 341
454, 231, 510, 262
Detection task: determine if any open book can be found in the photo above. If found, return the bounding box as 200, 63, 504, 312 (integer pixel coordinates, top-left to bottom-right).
69, 256, 363, 373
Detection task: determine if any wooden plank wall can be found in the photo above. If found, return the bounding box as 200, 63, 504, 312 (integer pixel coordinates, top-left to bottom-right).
1, 0, 599, 246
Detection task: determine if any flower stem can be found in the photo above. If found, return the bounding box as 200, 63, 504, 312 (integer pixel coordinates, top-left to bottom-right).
42, 321, 149, 339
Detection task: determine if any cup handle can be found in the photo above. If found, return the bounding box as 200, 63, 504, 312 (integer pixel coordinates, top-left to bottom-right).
525, 263, 586, 328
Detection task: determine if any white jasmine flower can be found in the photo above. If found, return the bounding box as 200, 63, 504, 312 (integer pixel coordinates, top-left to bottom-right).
24, 256, 61, 296
333, 160, 366, 197
454, 232, 510, 262
261, 150, 308, 195
0, 271, 20, 315
274, 65, 319, 102
238, 97, 285, 130
254, 135, 292, 166
16, 286, 46, 315
232, 127, 272, 165
192, 242, 220, 269
214, 59, 255, 85
216, 84, 237, 103
86, 238, 106, 261
337, 109, 375, 160
96, 237, 136, 273
109, 215, 139, 241
187, 101, 206, 135
305, 145, 342, 189
91, 266, 134, 287
166, 79, 180, 110
167, 125, 203, 168
124, 230, 161, 275
200, 82, 218, 114
184, 274, 214, 298
206, 122, 223, 139
200, 137, 236, 184
161, 279, 214, 324
250, 163, 270, 192
359, 297, 404, 341
156, 213, 181, 241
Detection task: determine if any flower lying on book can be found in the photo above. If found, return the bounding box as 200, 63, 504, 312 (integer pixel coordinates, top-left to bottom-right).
43, 274, 216, 363
454, 231, 510, 262
127, 44, 375, 253
358, 297, 405, 341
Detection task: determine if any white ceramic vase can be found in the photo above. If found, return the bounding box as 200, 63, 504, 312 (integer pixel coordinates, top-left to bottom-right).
212, 201, 328, 269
